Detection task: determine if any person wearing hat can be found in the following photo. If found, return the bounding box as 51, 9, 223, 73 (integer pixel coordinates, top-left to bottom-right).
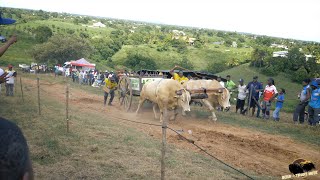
170, 65, 189, 84
103, 76, 117, 106
261, 78, 278, 119
308, 81, 320, 126
5, 64, 17, 96
293, 79, 311, 124
0, 13, 17, 57
246, 76, 263, 117
236, 79, 247, 113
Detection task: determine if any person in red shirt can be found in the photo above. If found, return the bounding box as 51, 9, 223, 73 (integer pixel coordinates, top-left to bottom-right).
261, 78, 278, 119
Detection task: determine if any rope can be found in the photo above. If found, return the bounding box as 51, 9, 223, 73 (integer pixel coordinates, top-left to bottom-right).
167, 126, 255, 180
107, 115, 162, 127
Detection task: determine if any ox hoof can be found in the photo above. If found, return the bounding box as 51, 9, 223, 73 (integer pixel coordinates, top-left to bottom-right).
208, 116, 217, 121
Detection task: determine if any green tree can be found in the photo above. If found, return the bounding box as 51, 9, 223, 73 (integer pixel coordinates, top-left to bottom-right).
217, 31, 225, 37
170, 39, 187, 53
66, 29, 75, 34
250, 47, 271, 67
124, 53, 157, 71
174, 56, 194, 70
91, 38, 122, 61
207, 61, 228, 74
287, 47, 305, 71
32, 35, 92, 65
34, 26, 53, 43
79, 32, 90, 39
225, 39, 232, 47
291, 67, 308, 82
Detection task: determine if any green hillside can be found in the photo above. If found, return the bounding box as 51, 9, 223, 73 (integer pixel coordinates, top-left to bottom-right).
0, 7, 257, 71
218, 63, 301, 112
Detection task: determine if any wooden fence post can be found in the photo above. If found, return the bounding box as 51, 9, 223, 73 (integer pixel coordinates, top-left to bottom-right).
20, 77, 24, 102
37, 78, 41, 115
161, 108, 168, 180
66, 84, 69, 133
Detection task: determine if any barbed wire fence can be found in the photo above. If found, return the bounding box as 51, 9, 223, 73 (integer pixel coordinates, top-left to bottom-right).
97, 113, 255, 180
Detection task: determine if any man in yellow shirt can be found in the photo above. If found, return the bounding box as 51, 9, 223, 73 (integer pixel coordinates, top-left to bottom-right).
104, 77, 117, 106
170, 66, 189, 84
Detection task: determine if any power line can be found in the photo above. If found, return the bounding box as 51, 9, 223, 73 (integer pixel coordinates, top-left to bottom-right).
108, 115, 162, 127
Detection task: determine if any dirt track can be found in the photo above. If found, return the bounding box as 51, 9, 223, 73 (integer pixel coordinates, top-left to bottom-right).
26, 77, 320, 178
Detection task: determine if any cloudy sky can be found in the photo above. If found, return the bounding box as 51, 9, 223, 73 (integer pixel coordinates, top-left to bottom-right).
2, 0, 320, 42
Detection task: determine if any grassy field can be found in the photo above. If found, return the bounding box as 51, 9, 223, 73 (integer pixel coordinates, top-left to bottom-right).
0, 73, 267, 179
218, 63, 302, 112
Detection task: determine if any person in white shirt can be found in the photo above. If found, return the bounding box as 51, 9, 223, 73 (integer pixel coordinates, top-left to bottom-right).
236, 79, 247, 113
5, 64, 16, 96
217, 76, 225, 87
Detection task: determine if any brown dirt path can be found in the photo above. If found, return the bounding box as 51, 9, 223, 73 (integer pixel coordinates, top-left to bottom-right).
25, 77, 320, 178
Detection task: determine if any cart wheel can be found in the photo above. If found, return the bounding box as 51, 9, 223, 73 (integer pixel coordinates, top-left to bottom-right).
117, 76, 133, 111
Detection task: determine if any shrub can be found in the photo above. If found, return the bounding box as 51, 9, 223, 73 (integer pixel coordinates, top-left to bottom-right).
291, 67, 308, 83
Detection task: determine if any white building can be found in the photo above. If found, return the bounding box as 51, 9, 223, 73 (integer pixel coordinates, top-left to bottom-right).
92, 22, 106, 28
232, 41, 238, 48
273, 51, 288, 57
270, 43, 288, 50
305, 54, 315, 61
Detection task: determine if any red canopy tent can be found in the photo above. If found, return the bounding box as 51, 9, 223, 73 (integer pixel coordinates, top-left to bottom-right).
70, 58, 95, 68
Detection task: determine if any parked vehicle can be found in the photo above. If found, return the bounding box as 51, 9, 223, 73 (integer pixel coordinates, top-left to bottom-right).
0, 35, 6, 43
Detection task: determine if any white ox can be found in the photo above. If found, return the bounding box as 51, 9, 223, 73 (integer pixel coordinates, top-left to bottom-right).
135, 79, 191, 122
183, 79, 230, 121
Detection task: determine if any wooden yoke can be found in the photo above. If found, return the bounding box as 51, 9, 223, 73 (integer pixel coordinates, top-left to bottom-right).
187, 88, 225, 100
187, 88, 224, 94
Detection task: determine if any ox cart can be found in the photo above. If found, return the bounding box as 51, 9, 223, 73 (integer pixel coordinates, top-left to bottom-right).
116, 69, 226, 112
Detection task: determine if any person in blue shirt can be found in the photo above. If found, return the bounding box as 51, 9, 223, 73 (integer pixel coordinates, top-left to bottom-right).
273, 88, 285, 121
308, 81, 320, 126
246, 76, 263, 117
